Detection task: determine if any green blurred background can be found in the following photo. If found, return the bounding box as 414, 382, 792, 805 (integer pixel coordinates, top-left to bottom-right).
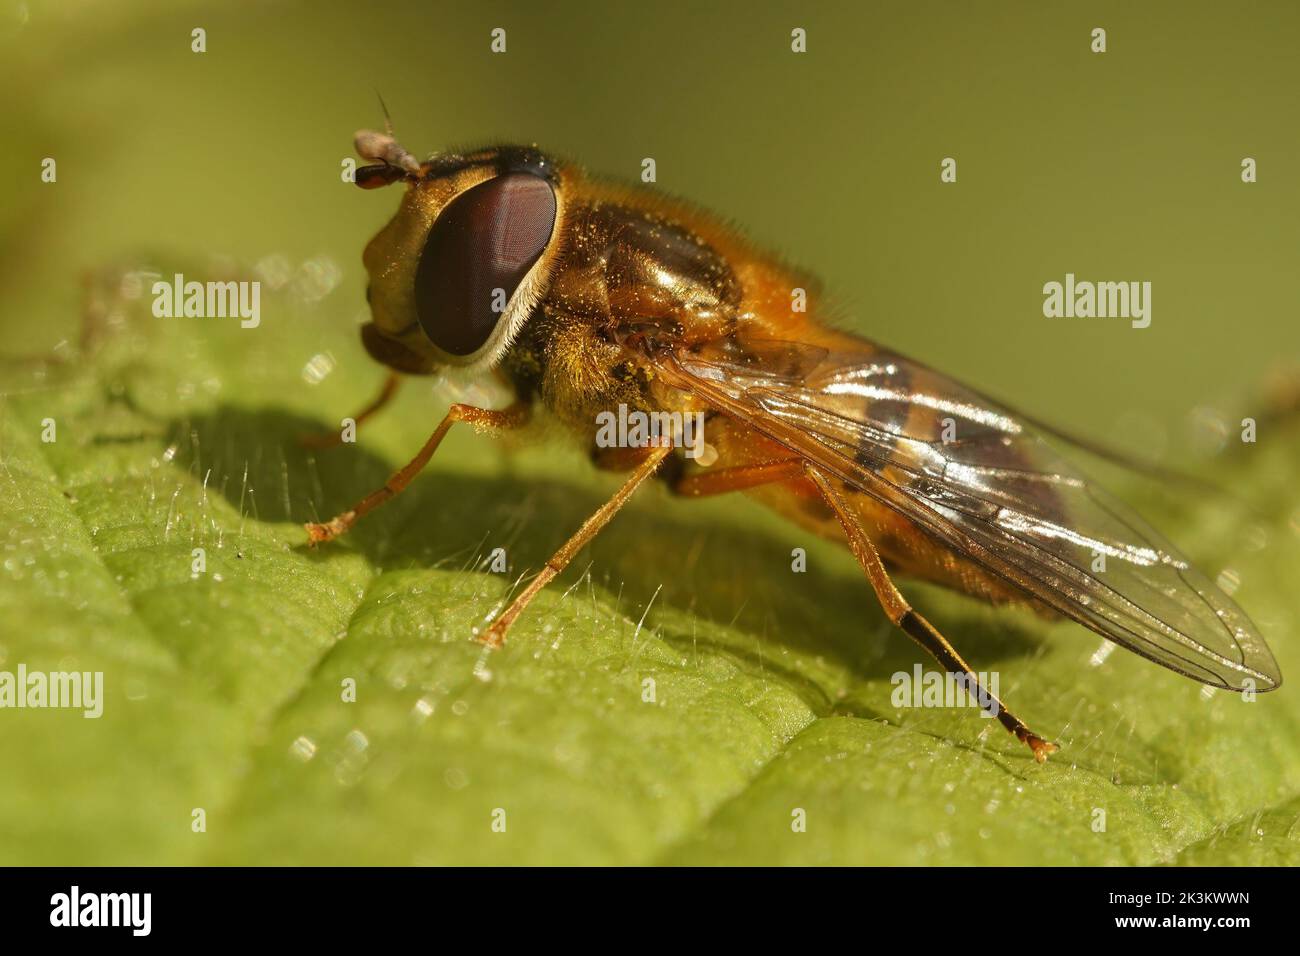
4, 0, 1298, 436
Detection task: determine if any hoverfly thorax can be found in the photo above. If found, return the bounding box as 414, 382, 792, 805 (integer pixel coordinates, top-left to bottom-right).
354, 137, 566, 376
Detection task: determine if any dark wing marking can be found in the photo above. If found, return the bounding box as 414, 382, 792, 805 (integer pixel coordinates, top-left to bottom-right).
653, 336, 1280, 692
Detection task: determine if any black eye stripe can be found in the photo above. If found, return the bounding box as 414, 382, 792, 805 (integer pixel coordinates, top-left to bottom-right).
414, 173, 556, 357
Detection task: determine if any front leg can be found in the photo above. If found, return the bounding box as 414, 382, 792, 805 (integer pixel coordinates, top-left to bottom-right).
306, 402, 528, 544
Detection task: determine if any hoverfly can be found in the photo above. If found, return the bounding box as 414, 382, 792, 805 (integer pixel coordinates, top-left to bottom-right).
305, 127, 1282, 762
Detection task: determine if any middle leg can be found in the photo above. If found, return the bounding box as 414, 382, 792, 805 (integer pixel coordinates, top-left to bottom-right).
478, 443, 675, 648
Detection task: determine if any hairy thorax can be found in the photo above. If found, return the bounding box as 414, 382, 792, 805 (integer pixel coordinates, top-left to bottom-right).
502, 198, 744, 434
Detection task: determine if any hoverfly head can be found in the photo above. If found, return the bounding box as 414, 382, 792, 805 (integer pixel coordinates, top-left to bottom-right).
357, 139, 562, 375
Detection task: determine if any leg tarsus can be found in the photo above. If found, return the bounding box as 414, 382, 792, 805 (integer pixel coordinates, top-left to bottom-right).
305, 510, 357, 546
897, 610, 1058, 762
1018, 729, 1059, 764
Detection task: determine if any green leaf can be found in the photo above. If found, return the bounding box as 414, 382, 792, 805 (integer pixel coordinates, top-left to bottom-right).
1, 270, 1299, 866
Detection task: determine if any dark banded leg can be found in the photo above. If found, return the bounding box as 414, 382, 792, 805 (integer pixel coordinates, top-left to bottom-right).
653, 455, 1055, 759
478, 443, 674, 648
300, 372, 403, 449
806, 466, 1058, 763
306, 402, 527, 544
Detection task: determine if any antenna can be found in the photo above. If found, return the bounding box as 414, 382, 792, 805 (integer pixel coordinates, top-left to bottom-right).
353, 93, 421, 178
377, 91, 396, 137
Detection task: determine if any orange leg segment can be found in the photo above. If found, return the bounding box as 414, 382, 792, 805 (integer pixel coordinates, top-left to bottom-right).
305, 402, 527, 544
478, 443, 674, 648
671, 457, 807, 497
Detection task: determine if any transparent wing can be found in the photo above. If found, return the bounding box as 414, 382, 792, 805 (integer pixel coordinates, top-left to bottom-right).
654, 336, 1280, 691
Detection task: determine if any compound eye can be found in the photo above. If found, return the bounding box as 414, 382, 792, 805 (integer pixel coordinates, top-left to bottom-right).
414, 172, 557, 357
